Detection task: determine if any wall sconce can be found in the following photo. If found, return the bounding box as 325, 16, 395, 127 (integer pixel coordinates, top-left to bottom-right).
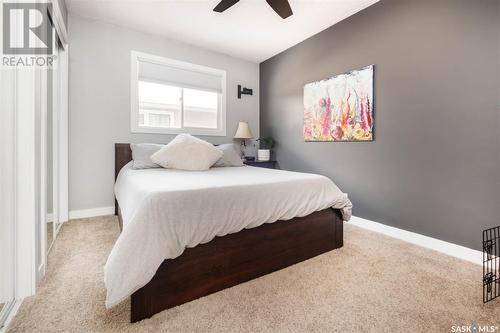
238, 85, 253, 99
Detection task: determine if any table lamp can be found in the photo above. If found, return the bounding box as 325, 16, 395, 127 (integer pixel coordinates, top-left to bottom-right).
233, 121, 253, 159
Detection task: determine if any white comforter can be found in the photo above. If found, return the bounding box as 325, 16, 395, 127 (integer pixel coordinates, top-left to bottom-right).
105, 164, 352, 308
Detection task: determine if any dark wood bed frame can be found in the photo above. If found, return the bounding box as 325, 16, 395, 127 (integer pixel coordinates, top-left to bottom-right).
115, 143, 344, 323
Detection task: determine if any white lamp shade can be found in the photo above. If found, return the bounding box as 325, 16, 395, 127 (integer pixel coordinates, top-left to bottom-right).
233, 121, 253, 139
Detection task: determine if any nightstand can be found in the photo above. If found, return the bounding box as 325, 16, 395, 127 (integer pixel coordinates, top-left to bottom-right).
243, 160, 278, 169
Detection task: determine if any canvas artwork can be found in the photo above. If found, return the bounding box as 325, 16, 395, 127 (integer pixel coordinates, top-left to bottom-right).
303, 65, 374, 142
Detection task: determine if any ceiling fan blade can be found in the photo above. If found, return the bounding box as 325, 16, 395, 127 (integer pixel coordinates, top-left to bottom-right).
213, 0, 240, 13
265, 0, 293, 19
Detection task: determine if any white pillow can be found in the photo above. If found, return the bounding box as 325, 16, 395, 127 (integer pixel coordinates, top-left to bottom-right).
213, 144, 244, 167
130, 143, 164, 169
151, 134, 223, 171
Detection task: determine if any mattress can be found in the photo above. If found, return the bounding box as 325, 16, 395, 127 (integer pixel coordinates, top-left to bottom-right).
105, 163, 352, 308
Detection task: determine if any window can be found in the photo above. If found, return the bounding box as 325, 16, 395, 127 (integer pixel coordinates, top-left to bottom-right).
138, 81, 180, 128
131, 51, 226, 136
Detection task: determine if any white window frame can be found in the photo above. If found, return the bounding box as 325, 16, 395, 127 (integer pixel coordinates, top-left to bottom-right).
130, 51, 227, 136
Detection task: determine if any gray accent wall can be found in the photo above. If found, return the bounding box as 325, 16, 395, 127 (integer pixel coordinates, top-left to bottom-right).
260, 0, 499, 250
69, 15, 259, 212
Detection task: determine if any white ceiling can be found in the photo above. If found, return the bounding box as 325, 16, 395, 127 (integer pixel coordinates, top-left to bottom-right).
65, 0, 379, 63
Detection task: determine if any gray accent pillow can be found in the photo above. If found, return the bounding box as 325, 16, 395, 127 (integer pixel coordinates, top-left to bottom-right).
130, 143, 164, 169
213, 144, 244, 167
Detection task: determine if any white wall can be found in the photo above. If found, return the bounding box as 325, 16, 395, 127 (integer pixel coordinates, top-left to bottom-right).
68, 15, 260, 212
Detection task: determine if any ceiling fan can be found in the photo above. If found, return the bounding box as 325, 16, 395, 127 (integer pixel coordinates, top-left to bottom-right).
213, 0, 293, 19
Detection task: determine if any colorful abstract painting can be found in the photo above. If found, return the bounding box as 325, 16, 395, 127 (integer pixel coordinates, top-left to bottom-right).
303, 65, 374, 142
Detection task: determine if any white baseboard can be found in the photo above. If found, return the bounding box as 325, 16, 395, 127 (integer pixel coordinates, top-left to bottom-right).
349, 216, 482, 265
68, 206, 115, 220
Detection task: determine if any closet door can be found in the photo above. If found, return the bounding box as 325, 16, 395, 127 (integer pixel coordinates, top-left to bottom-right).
0, 2, 69, 317
46, 56, 56, 252
46, 29, 68, 254
0, 68, 16, 330
49, 35, 68, 244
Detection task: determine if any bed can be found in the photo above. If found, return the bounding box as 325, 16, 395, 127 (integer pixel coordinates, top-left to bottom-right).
109, 143, 352, 322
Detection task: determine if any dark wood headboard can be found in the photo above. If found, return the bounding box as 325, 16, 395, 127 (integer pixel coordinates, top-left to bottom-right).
115, 143, 133, 181
115, 143, 132, 215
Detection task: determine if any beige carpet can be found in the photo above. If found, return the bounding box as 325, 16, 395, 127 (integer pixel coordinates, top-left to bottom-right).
7, 216, 499, 332
46, 222, 53, 252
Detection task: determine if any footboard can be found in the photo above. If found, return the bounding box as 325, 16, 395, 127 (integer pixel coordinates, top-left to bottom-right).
130, 208, 343, 322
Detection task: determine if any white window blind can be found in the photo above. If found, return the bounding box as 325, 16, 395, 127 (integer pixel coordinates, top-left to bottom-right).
138, 60, 223, 93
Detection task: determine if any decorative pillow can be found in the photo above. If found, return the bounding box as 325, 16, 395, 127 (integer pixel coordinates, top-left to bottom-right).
130, 143, 164, 169
213, 144, 244, 167
151, 134, 223, 171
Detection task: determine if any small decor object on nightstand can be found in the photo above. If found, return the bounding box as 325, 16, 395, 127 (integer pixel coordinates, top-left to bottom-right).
257, 137, 275, 161
234, 121, 253, 160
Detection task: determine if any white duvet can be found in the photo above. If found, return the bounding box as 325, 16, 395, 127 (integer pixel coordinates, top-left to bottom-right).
105, 164, 352, 308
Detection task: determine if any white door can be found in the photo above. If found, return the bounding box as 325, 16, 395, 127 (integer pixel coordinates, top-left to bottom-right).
0, 68, 16, 330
